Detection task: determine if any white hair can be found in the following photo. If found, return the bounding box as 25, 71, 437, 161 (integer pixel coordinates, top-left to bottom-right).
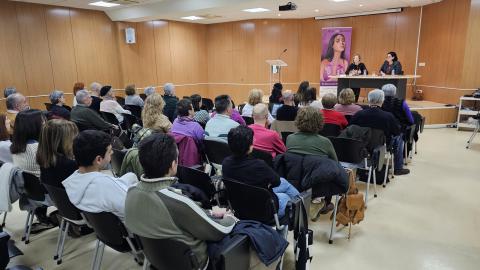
310, 100, 323, 110
381, 84, 397, 97
90, 82, 102, 93
144, 86, 156, 96
76, 89, 90, 105
368, 89, 385, 105
49, 90, 64, 105
164, 83, 175, 95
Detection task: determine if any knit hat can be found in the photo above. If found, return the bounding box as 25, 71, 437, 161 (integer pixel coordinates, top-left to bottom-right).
100, 85, 112, 97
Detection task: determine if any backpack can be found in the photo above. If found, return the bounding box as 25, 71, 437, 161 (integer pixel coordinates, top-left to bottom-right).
331, 169, 365, 239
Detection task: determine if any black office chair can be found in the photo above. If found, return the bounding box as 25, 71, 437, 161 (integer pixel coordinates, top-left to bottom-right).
115, 96, 125, 106
201, 98, 214, 112
81, 211, 143, 270
251, 149, 273, 168
242, 116, 254, 125
176, 166, 216, 200
138, 236, 201, 270
121, 113, 139, 132
21, 172, 49, 244
139, 93, 147, 101
203, 139, 232, 166
1, 232, 43, 270
319, 123, 341, 137
238, 104, 246, 115
281, 132, 293, 144
124, 104, 142, 119
43, 184, 86, 265
111, 148, 128, 177
44, 103, 52, 111
101, 112, 120, 126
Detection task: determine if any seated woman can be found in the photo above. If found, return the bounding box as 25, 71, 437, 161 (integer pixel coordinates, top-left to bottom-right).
269, 83, 284, 117
334, 88, 363, 116
37, 119, 78, 188
380, 51, 403, 75
171, 99, 204, 144
99, 85, 131, 123
381, 84, 414, 127
49, 90, 70, 120
321, 93, 348, 129
0, 114, 12, 163
142, 93, 172, 133
286, 107, 338, 214
222, 126, 299, 218
124, 84, 144, 108
241, 89, 274, 123
190, 94, 210, 126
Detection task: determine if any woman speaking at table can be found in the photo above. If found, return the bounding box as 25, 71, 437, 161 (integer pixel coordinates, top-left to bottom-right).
345, 53, 368, 102
380, 51, 403, 75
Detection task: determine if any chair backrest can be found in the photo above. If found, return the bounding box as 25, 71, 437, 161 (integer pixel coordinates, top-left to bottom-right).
124, 105, 142, 119
218, 235, 250, 270
238, 104, 246, 115
201, 98, 213, 112
406, 124, 416, 143
43, 184, 82, 221
281, 132, 293, 144
138, 236, 201, 270
101, 111, 120, 126
176, 166, 215, 198
222, 178, 276, 225
22, 172, 47, 201
368, 128, 386, 153
111, 148, 128, 176
121, 113, 139, 131
115, 96, 125, 106
81, 211, 131, 252
44, 103, 52, 111
139, 93, 147, 101
330, 137, 367, 164
251, 149, 273, 168
270, 120, 298, 137
320, 123, 341, 137
204, 139, 232, 165
0, 232, 10, 269
63, 105, 72, 111
242, 116, 254, 125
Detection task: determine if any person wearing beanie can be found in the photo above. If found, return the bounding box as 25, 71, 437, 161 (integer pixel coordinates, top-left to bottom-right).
99, 85, 131, 123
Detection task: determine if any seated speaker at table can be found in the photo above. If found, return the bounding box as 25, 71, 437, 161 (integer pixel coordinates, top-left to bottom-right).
345, 53, 368, 102
380, 51, 403, 75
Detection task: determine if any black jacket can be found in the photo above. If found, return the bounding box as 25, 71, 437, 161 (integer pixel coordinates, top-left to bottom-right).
89, 96, 102, 113
350, 107, 400, 140
346, 62, 368, 75
163, 95, 179, 122
380, 61, 403, 75
50, 104, 70, 120
273, 152, 349, 196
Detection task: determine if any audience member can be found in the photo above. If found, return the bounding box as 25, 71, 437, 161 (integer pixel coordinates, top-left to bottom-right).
71, 90, 115, 131
72, 82, 84, 107
381, 84, 414, 126
205, 95, 239, 138
269, 82, 284, 104
142, 93, 172, 133
0, 114, 12, 163
162, 83, 179, 122
295, 80, 310, 106
299, 87, 317, 107
11, 109, 45, 177
334, 88, 363, 116
309, 100, 323, 110
276, 90, 298, 121
125, 133, 236, 269
100, 85, 131, 123
62, 130, 137, 221
49, 90, 70, 120
124, 84, 144, 107
222, 126, 299, 217
3, 87, 16, 98
171, 99, 204, 143
144, 86, 156, 97
350, 89, 408, 175
89, 82, 103, 113
250, 104, 286, 157
241, 89, 274, 123
5, 93, 29, 134
286, 107, 338, 214
37, 119, 78, 188
190, 94, 210, 125
321, 93, 348, 129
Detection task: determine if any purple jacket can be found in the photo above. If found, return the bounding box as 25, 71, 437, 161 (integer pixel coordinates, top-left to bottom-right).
172, 133, 201, 167
211, 109, 246, 126
171, 117, 205, 143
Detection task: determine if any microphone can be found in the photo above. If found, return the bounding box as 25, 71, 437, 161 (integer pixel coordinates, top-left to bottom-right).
278, 48, 287, 59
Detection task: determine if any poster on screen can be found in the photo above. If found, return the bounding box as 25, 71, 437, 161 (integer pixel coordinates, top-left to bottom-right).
319, 27, 352, 97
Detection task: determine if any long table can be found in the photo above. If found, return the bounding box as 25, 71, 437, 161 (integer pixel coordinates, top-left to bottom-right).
329, 75, 421, 99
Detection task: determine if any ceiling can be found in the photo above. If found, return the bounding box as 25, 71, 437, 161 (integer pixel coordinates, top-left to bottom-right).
12, 0, 442, 23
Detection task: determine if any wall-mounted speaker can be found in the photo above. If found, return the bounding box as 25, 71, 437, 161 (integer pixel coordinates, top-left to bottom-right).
125, 27, 136, 44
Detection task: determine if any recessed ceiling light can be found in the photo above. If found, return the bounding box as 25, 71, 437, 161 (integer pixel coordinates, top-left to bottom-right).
88, 1, 120, 7
359, 4, 364, 7
243, 8, 270, 13
314, 9, 319, 12
181, 16, 205, 20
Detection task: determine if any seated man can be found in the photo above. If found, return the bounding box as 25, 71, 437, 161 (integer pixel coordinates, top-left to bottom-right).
5, 93, 29, 134
162, 83, 179, 122
222, 126, 299, 217
249, 103, 286, 157
350, 89, 408, 175
381, 84, 414, 127
71, 90, 116, 131
125, 133, 236, 269
205, 95, 239, 139
275, 90, 298, 121
321, 93, 348, 129
63, 130, 138, 221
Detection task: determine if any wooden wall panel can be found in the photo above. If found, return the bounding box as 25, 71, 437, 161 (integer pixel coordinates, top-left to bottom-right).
0, 1, 27, 93
153, 21, 173, 85
44, 7, 78, 92
462, 0, 480, 89
15, 3, 54, 96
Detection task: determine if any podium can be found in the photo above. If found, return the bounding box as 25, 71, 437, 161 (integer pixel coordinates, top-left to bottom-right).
266, 59, 287, 90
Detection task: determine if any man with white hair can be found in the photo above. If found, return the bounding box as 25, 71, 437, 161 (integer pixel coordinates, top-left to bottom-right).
3, 87, 17, 98
144, 86, 156, 97
350, 89, 409, 175
5, 93, 29, 133
71, 90, 115, 131
162, 83, 178, 122
250, 103, 286, 157
89, 82, 103, 113
276, 90, 298, 121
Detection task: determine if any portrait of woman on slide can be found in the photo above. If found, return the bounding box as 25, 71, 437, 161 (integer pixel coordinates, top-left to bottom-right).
320, 33, 349, 83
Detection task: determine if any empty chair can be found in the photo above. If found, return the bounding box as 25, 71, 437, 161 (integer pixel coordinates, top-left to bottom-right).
204, 139, 232, 167
139, 237, 202, 270
111, 148, 128, 177
319, 123, 341, 137
43, 184, 87, 265
251, 148, 273, 168
21, 172, 50, 244
81, 211, 143, 270
176, 165, 216, 200
124, 105, 142, 119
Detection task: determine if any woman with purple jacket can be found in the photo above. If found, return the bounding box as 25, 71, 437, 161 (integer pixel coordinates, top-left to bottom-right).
171, 99, 205, 143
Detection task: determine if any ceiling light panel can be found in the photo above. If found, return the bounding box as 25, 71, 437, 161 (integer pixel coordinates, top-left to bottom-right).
243, 8, 270, 13
89, 1, 121, 7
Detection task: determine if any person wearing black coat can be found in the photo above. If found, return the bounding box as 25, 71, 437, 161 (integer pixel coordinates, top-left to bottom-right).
379, 51, 403, 75
345, 54, 368, 102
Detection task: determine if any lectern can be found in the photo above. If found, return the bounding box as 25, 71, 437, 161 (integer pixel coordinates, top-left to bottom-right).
266, 59, 287, 90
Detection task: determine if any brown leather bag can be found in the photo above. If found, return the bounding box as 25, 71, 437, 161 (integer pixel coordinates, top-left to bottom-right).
332, 169, 365, 239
